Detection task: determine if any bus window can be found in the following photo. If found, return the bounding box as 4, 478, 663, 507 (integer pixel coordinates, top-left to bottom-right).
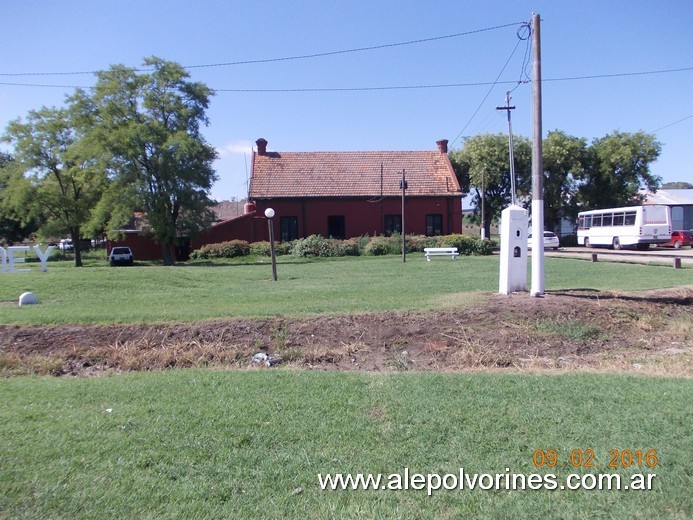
613, 213, 624, 226
592, 215, 602, 227
602, 213, 613, 226
624, 212, 636, 225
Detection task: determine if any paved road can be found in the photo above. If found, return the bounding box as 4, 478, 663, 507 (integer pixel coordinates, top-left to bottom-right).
539, 246, 693, 266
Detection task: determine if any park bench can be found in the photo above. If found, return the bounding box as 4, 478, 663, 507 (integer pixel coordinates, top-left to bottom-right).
424, 247, 459, 261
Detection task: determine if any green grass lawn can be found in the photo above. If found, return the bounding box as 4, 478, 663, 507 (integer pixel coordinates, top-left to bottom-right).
0, 253, 689, 325
2, 253, 690, 518
1, 370, 690, 519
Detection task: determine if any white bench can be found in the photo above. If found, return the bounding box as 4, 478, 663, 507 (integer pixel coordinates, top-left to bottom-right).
424, 247, 459, 261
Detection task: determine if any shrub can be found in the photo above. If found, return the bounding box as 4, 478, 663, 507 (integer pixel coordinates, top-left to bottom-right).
292, 235, 334, 257
364, 236, 392, 256
249, 241, 293, 257
406, 235, 438, 252
275, 241, 293, 256
190, 240, 250, 259
335, 237, 361, 256
438, 234, 493, 256
249, 241, 271, 256
472, 238, 495, 256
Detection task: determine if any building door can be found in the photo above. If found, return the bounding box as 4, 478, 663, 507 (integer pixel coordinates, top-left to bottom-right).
384, 215, 402, 236
426, 214, 443, 236
327, 216, 346, 239
280, 216, 299, 242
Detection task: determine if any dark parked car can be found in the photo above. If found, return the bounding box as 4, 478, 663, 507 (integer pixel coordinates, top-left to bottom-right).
109, 246, 134, 266
659, 230, 693, 249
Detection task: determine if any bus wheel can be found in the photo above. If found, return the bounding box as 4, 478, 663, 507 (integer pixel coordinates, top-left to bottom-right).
612, 237, 622, 250
584, 238, 590, 248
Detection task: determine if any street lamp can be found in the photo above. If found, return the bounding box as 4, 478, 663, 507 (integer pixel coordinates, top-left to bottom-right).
400, 170, 408, 263
265, 208, 278, 281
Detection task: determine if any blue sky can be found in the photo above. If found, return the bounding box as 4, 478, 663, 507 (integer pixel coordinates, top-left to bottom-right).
1, 0, 691, 201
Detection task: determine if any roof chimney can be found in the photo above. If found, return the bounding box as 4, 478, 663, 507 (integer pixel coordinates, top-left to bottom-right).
436, 139, 449, 154
256, 138, 268, 156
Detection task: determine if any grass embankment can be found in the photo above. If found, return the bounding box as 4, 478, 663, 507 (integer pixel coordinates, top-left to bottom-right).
0, 254, 689, 325
1, 371, 690, 519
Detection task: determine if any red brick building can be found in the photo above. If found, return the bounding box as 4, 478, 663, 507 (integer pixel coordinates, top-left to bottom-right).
197, 138, 463, 245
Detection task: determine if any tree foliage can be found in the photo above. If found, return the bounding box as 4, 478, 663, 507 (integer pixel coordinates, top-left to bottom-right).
542, 130, 587, 231
0, 153, 39, 245
450, 130, 663, 235
83, 57, 218, 265
578, 131, 661, 208
449, 133, 531, 238
2, 107, 107, 265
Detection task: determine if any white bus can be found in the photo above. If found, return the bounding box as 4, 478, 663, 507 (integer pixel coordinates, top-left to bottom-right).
577, 205, 671, 250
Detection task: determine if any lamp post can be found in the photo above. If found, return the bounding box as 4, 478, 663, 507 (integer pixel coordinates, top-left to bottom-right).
400, 169, 408, 263
265, 208, 278, 281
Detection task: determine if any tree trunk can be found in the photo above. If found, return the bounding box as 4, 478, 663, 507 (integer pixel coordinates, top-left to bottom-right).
161, 242, 175, 266
71, 228, 83, 268
484, 218, 492, 241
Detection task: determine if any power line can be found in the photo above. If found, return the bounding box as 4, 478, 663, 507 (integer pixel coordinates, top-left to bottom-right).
0, 22, 524, 77
543, 66, 693, 83
215, 81, 521, 92
185, 22, 525, 70
1, 65, 691, 92
649, 113, 693, 134
449, 29, 527, 148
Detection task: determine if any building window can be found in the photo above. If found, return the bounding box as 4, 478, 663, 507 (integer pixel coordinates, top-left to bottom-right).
384, 215, 402, 236
426, 214, 443, 236
280, 216, 298, 242
327, 215, 346, 239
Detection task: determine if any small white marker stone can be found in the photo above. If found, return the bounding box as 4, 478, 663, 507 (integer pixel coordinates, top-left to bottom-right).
19, 292, 38, 306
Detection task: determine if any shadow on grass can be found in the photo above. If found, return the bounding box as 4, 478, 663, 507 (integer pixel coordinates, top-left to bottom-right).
183, 258, 316, 268
548, 288, 692, 306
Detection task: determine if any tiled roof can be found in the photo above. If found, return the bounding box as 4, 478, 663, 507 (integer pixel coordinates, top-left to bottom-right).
250, 150, 461, 198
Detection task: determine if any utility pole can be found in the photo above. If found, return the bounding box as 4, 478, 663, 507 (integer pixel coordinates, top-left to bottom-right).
530, 12, 545, 297
496, 92, 517, 206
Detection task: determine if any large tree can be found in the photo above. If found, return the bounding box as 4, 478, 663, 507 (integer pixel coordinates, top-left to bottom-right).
82, 57, 218, 265
542, 131, 588, 232
0, 153, 39, 245
449, 133, 531, 238
2, 106, 107, 266
579, 131, 662, 209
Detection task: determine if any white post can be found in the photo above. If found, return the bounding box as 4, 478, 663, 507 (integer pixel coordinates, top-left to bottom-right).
530, 13, 545, 297
499, 205, 528, 294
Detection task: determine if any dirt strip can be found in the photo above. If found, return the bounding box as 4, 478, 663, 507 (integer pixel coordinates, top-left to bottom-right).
1, 288, 691, 377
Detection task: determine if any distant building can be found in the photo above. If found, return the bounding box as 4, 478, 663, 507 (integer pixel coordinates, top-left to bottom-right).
644, 189, 693, 230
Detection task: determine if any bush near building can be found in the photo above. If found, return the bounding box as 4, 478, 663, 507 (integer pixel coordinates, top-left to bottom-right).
189, 235, 494, 260
189, 240, 250, 259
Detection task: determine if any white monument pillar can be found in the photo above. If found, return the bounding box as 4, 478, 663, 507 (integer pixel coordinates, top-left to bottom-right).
499, 205, 528, 295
